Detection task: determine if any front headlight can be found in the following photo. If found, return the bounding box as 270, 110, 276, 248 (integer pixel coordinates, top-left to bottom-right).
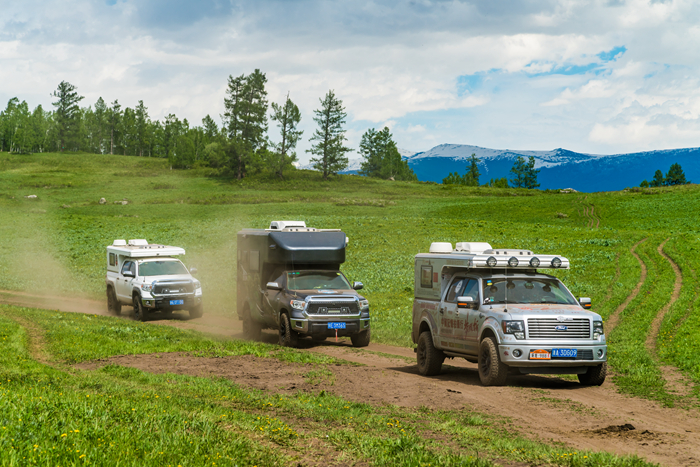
290, 300, 305, 311
193, 280, 201, 290
593, 320, 604, 339
502, 320, 525, 340
141, 283, 153, 292
359, 299, 369, 309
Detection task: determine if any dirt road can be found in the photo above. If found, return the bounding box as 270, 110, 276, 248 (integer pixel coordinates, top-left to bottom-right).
4, 290, 700, 466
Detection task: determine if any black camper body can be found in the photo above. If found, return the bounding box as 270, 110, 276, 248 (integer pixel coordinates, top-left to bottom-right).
236, 227, 371, 347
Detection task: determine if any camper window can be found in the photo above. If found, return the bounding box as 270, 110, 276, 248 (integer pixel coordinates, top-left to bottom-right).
420, 266, 433, 288
109, 253, 117, 267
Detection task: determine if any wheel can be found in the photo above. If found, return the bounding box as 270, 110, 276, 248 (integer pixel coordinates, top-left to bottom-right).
351, 329, 371, 347
133, 295, 148, 322
478, 337, 508, 386
242, 307, 262, 340
578, 362, 607, 386
312, 335, 327, 342
107, 286, 121, 315
417, 331, 444, 376
278, 313, 299, 348
188, 303, 203, 319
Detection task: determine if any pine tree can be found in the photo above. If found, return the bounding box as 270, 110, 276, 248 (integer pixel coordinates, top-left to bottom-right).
359, 127, 416, 181
270, 93, 303, 179
51, 81, 84, 152
509, 156, 540, 189
463, 153, 481, 186
650, 169, 665, 187
307, 90, 351, 179
665, 163, 689, 186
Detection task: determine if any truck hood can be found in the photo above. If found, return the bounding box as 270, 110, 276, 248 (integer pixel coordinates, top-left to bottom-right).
141, 274, 194, 283
291, 290, 362, 300
487, 303, 602, 321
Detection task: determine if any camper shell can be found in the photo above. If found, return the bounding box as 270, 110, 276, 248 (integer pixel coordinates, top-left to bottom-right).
413, 242, 606, 387
237, 221, 370, 347
105, 239, 203, 321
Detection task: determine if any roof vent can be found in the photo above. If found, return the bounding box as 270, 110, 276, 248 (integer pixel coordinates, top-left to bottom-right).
269, 220, 307, 230
429, 242, 453, 254
113, 239, 127, 246
454, 242, 493, 254
128, 239, 149, 246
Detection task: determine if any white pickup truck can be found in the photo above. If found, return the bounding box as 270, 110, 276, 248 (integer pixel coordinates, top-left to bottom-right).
105, 239, 203, 321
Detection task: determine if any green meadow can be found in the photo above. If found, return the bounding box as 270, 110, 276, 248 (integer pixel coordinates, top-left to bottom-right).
1, 150, 700, 464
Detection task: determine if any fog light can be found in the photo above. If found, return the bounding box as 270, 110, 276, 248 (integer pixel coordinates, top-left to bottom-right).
508, 256, 519, 268
529, 257, 540, 268
513, 349, 522, 358
551, 257, 562, 268
486, 256, 497, 267
597, 349, 604, 358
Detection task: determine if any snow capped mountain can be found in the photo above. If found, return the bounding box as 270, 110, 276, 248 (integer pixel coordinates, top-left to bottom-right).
298, 142, 699, 192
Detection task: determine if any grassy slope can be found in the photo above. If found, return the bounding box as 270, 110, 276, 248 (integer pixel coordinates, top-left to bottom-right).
1, 151, 700, 403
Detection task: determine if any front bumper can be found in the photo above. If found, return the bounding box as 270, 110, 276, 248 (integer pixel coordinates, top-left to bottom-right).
141, 294, 202, 311
498, 342, 607, 367
289, 316, 370, 336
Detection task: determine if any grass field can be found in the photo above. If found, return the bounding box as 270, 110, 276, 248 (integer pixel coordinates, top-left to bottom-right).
1, 151, 700, 464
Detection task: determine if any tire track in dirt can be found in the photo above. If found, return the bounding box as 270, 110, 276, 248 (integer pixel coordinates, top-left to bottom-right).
606, 238, 647, 332
5, 314, 56, 367
574, 196, 601, 228
646, 239, 692, 397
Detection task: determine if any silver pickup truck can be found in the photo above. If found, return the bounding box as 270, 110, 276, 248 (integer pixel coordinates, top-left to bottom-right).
412, 242, 607, 386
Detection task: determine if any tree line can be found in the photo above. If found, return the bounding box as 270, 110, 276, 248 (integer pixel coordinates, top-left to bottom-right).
442, 154, 540, 189
0, 73, 417, 181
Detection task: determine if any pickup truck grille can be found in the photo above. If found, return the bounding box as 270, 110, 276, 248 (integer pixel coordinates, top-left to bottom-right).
527, 318, 590, 339
307, 301, 359, 315
153, 282, 194, 295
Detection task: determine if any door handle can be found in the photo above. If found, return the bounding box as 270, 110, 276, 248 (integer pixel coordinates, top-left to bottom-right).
479, 313, 484, 318
439, 307, 444, 314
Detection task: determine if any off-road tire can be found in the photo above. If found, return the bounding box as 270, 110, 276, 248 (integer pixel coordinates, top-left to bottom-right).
417, 331, 444, 376
351, 329, 371, 347
188, 303, 203, 319
107, 286, 121, 316
278, 312, 299, 348
478, 337, 508, 386
242, 307, 262, 341
312, 335, 327, 342
133, 294, 148, 322
578, 362, 607, 386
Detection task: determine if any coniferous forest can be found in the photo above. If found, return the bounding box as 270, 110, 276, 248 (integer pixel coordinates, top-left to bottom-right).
0, 71, 416, 181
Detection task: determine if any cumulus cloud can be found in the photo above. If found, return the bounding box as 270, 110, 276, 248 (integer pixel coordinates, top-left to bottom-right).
3, 0, 700, 159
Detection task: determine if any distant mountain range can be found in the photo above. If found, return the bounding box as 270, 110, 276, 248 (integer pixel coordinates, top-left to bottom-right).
302, 144, 700, 192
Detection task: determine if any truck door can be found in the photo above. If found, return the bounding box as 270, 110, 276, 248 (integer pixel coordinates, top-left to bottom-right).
117, 260, 135, 301
460, 279, 482, 354
440, 277, 469, 352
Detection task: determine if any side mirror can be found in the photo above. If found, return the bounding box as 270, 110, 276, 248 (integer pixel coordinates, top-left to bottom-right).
266, 282, 282, 290
579, 297, 592, 309
123, 270, 134, 278
189, 267, 198, 274
353, 281, 364, 290
457, 296, 475, 309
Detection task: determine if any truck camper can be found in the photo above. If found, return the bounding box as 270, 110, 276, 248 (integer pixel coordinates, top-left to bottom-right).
413, 242, 606, 386
237, 221, 370, 348
105, 239, 203, 321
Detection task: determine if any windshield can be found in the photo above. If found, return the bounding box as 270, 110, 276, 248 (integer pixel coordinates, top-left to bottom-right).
482, 277, 577, 305
286, 271, 351, 291
138, 260, 189, 277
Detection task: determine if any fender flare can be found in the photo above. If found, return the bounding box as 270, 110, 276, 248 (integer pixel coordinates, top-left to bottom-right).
478, 318, 502, 344
418, 312, 440, 348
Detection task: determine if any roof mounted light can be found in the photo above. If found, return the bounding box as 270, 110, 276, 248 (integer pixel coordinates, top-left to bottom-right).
508, 257, 519, 268
486, 256, 497, 267
529, 257, 540, 268
551, 257, 562, 268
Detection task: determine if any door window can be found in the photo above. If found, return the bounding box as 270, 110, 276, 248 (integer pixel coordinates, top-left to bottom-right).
445, 278, 467, 303
121, 261, 135, 276
462, 279, 479, 302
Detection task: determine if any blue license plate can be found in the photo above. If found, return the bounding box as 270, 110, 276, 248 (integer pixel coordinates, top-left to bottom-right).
552, 348, 577, 358
328, 322, 346, 329
170, 300, 184, 306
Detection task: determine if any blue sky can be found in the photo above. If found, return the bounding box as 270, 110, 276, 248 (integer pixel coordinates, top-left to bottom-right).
2, 0, 700, 162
